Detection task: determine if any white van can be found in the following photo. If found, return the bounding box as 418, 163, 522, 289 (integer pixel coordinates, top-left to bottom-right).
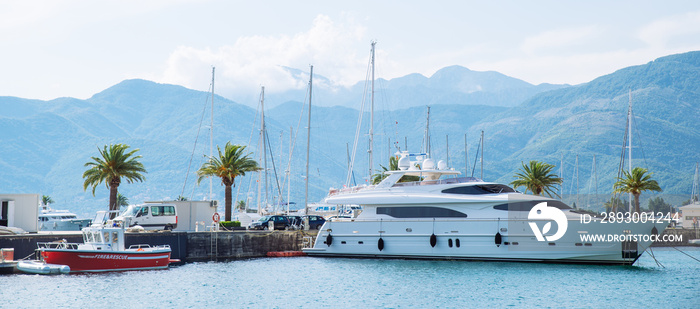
116, 204, 178, 230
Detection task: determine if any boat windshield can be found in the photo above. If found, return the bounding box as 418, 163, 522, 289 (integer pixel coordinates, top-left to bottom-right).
122, 205, 143, 217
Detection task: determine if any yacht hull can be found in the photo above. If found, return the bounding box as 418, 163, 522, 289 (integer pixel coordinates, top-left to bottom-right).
40, 249, 172, 272
305, 219, 667, 265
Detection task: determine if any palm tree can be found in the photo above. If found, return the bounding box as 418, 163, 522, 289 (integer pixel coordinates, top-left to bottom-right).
83, 144, 147, 216
42, 195, 54, 205
236, 200, 246, 211
41, 195, 54, 209
176, 195, 188, 201
510, 160, 563, 197
197, 142, 261, 221
117, 193, 129, 209
613, 167, 662, 214
371, 156, 421, 185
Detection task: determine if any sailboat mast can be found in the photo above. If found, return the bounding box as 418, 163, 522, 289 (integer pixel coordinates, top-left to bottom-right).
305, 65, 313, 216
628, 89, 633, 212
287, 127, 292, 214
425, 106, 431, 155
369, 41, 375, 181
480, 130, 484, 180
693, 162, 699, 203
210, 67, 215, 200
261, 86, 268, 211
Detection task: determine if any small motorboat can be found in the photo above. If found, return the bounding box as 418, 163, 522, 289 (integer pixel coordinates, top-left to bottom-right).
36, 211, 177, 273
17, 260, 70, 275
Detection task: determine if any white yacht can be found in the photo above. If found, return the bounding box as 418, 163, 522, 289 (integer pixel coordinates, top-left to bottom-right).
304, 152, 668, 265
39, 208, 92, 232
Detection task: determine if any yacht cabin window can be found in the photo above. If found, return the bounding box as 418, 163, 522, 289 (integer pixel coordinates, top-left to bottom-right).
377, 206, 467, 218
492, 200, 572, 211
442, 184, 516, 195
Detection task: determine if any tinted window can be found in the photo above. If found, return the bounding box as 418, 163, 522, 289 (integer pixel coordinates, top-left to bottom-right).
377, 206, 467, 218
164, 206, 176, 216
493, 200, 572, 211
442, 184, 515, 195
152, 206, 162, 216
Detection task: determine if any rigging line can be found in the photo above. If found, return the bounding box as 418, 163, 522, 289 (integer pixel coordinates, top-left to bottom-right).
613, 108, 630, 206
190, 154, 208, 201
279, 81, 310, 203
264, 129, 283, 203
181, 83, 212, 198
470, 133, 481, 178
631, 108, 649, 169
235, 91, 262, 209
347, 54, 372, 186
375, 61, 391, 162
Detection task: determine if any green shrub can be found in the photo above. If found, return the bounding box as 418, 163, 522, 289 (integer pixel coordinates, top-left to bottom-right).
219, 221, 241, 228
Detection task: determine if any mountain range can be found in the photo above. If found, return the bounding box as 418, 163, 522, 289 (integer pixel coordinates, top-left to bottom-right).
1, 51, 699, 216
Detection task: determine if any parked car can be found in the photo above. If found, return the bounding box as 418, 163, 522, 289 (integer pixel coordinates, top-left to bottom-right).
249, 215, 290, 230
302, 215, 326, 230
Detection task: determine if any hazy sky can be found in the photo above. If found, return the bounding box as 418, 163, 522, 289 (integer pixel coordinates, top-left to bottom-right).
2, 0, 699, 102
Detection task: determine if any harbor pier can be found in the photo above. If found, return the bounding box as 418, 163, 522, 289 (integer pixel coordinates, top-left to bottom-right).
0, 230, 314, 263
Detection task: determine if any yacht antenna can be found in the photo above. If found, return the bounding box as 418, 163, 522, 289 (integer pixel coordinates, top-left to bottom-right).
305, 65, 313, 217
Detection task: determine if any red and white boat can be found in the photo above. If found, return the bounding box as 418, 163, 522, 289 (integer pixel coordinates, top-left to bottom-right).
37, 211, 177, 273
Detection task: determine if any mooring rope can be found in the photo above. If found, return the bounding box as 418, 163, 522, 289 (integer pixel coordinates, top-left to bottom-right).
672, 246, 700, 263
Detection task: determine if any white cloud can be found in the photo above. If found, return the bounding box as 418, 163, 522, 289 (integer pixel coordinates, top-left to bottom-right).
638, 10, 700, 48
157, 14, 369, 99
520, 26, 600, 54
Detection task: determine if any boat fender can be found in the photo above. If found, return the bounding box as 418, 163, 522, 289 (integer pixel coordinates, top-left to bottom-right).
430, 234, 437, 247
495, 232, 502, 247
378, 237, 384, 251
651, 226, 659, 236
326, 234, 333, 247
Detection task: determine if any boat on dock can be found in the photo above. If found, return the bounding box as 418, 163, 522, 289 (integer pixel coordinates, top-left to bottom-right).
304, 151, 670, 265
39, 207, 92, 232
32, 211, 177, 273
0, 248, 16, 274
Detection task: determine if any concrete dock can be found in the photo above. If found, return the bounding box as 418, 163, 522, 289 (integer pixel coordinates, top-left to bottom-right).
0, 230, 317, 263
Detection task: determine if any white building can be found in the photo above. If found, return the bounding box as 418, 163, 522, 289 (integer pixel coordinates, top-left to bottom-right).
680, 203, 700, 229
0, 194, 40, 233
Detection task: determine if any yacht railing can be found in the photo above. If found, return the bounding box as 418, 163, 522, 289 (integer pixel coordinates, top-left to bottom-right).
391, 177, 482, 188
328, 177, 483, 197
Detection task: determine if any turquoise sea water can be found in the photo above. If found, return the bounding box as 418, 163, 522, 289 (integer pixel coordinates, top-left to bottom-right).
2, 247, 699, 308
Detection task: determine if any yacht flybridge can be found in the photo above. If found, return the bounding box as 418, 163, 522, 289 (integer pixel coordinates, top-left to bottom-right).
304, 152, 668, 265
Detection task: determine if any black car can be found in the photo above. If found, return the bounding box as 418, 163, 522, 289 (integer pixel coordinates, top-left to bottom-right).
249, 215, 290, 230
303, 215, 326, 230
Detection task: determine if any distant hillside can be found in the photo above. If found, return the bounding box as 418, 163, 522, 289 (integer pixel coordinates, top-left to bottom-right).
475, 51, 700, 201
266, 65, 568, 109
1, 52, 699, 216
